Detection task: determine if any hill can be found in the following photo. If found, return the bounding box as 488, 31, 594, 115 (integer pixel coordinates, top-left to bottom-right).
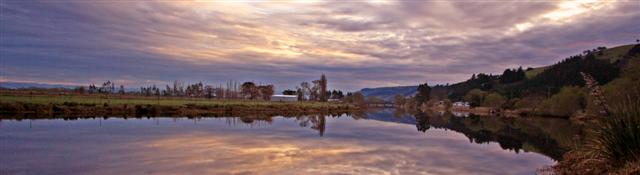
360, 85, 418, 101
359, 43, 640, 102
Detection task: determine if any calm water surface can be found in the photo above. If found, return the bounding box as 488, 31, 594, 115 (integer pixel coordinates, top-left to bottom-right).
0, 110, 584, 175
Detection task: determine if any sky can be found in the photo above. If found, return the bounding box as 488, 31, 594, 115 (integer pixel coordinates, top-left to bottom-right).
1, 0, 639, 92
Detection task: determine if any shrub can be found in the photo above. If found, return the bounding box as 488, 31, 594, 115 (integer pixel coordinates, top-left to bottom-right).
539, 86, 586, 117
553, 98, 640, 174
482, 93, 506, 108
464, 89, 486, 107
593, 100, 640, 167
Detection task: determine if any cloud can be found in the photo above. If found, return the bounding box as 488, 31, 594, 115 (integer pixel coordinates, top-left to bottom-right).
1, 0, 638, 91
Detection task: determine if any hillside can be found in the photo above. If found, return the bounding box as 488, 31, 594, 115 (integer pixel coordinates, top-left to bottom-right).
360, 43, 640, 102
360, 85, 418, 101
524, 44, 636, 78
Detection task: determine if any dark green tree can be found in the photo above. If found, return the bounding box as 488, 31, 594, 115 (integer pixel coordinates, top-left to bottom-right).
319, 74, 328, 102
282, 89, 297, 95
415, 82, 431, 106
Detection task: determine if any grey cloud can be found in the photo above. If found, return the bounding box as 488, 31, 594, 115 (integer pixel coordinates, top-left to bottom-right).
1, 1, 638, 91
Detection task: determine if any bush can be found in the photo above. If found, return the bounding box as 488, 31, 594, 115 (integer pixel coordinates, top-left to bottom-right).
595, 101, 640, 167
553, 98, 640, 174
464, 89, 486, 107
539, 86, 586, 117
482, 93, 506, 108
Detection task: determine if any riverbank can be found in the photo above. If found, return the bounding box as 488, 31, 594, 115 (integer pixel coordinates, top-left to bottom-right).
425, 106, 546, 119
0, 94, 359, 118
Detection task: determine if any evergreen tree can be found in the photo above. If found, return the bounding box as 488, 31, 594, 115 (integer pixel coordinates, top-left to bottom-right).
415, 82, 431, 106
319, 74, 328, 102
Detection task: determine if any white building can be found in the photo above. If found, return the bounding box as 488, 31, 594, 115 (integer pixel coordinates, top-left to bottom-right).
453, 101, 470, 108
271, 95, 298, 102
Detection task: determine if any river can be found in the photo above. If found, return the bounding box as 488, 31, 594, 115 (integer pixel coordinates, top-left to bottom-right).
0, 109, 585, 175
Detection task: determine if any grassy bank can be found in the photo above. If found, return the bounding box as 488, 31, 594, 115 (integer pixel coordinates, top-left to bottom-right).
547, 99, 640, 174
0, 94, 359, 118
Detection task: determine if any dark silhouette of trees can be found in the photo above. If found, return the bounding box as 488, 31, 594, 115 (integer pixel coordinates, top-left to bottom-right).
282, 89, 297, 95
445, 73, 500, 100
88, 84, 97, 94
319, 74, 328, 102
74, 79, 282, 102
98, 80, 114, 94
414, 111, 430, 132
499, 67, 526, 84
596, 46, 607, 56
293, 74, 333, 102
140, 85, 160, 96
186, 82, 205, 97
415, 82, 431, 106
512, 53, 620, 97
330, 90, 344, 99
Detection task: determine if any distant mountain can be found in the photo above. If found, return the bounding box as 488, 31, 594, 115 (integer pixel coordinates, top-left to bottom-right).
0, 82, 78, 89
359, 85, 418, 101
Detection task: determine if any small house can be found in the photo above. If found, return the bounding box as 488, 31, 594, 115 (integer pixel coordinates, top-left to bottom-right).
271, 95, 298, 102
453, 101, 470, 108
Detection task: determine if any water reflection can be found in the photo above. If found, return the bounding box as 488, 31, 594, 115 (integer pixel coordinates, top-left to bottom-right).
295, 115, 326, 136
0, 110, 582, 175
358, 109, 585, 160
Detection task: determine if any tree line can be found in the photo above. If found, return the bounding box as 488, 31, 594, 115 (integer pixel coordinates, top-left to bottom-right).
76, 80, 276, 100
71, 74, 348, 102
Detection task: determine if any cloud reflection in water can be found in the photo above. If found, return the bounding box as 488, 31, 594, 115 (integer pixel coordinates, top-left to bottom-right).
0, 115, 555, 175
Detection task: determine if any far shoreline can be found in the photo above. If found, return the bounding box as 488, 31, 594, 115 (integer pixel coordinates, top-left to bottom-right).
0, 94, 360, 119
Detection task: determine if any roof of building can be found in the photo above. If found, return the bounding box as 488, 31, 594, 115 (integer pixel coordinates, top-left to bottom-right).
271, 95, 298, 98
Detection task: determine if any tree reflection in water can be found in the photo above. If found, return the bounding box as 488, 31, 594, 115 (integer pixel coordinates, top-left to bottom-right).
296, 115, 326, 136
415, 111, 431, 132
355, 109, 586, 161
210, 109, 584, 161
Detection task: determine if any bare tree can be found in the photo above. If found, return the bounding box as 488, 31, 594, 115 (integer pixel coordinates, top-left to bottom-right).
300, 82, 310, 100
310, 80, 320, 101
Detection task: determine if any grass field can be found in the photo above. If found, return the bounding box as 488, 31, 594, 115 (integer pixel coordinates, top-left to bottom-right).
595, 44, 635, 62
0, 94, 345, 108
0, 94, 357, 118
524, 44, 636, 79
525, 66, 548, 79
